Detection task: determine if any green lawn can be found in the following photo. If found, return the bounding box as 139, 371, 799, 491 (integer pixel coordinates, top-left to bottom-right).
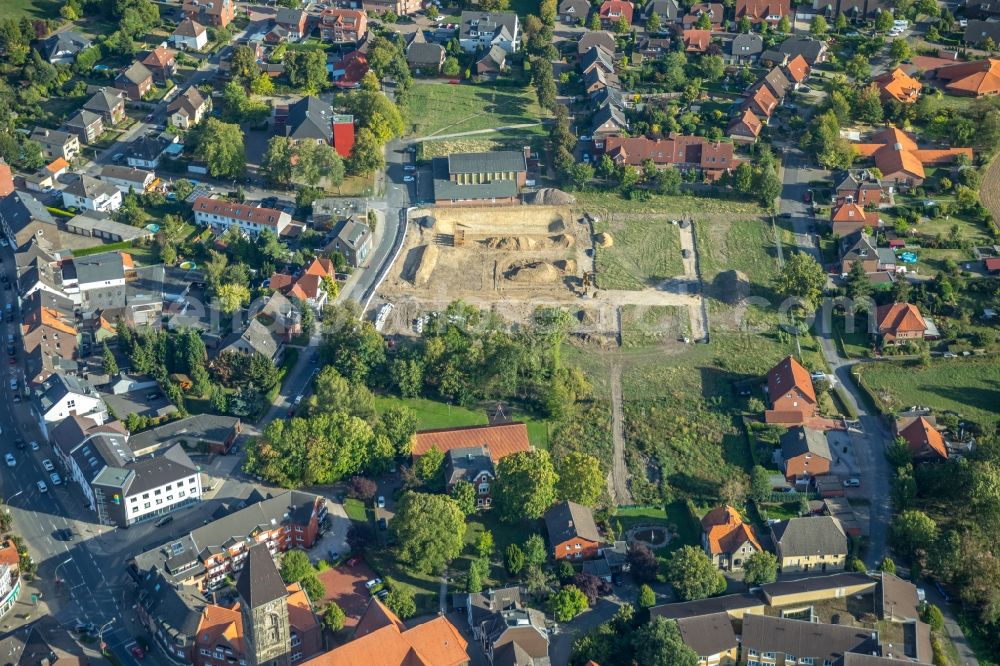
696, 217, 780, 298
620, 305, 689, 347
855, 355, 1000, 430
832, 314, 873, 359
593, 217, 684, 290
616, 502, 701, 553
5, 0, 60, 19
343, 498, 371, 523
407, 82, 548, 138
373, 395, 551, 449
575, 191, 763, 217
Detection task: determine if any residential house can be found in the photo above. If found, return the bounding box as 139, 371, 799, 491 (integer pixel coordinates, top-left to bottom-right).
743, 84, 778, 118
100, 165, 156, 194
558, 0, 591, 24
182, 0, 234, 27
167, 86, 211, 130
115, 61, 153, 101
894, 414, 948, 462
929, 58, 1000, 97
770, 516, 848, 573
126, 135, 169, 169
831, 202, 882, 237
580, 44, 615, 75
40, 31, 92, 65
874, 302, 932, 344
0, 192, 58, 249
735, 0, 790, 24
591, 100, 629, 137
275, 8, 309, 39
64, 110, 104, 145
967, 0, 1000, 18
130, 489, 328, 590
61, 250, 131, 311
872, 67, 921, 104
675, 614, 739, 666
172, 19, 208, 51
445, 446, 495, 509
700, 506, 761, 570
777, 35, 827, 65
327, 218, 372, 267
406, 36, 446, 73
281, 96, 335, 146
361, 0, 423, 16
221, 292, 299, 364
192, 196, 292, 236
61, 175, 123, 213
432, 150, 528, 206
780, 426, 833, 485
681, 3, 724, 30
727, 109, 763, 144
964, 19, 1000, 47
603, 134, 741, 181
38, 374, 106, 425
583, 65, 619, 94
411, 422, 531, 463
637, 35, 672, 57
330, 50, 369, 88
128, 414, 241, 456
758, 66, 793, 100
476, 45, 507, 77
683, 29, 712, 53
730, 33, 763, 63
785, 54, 810, 87
643, 0, 681, 26
301, 598, 469, 666
20, 290, 77, 386
142, 47, 177, 85
459, 11, 520, 54
30, 128, 80, 162
544, 501, 602, 561
834, 170, 891, 207
577, 30, 616, 56
741, 614, 879, 665
319, 8, 367, 43
764, 355, 817, 425
599, 0, 634, 27
462, 587, 547, 665
838, 229, 878, 275
268, 256, 337, 310
759, 49, 788, 67
852, 127, 972, 188
811, 0, 889, 20
83, 88, 126, 126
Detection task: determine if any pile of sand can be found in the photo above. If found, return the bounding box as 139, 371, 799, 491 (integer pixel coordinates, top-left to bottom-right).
524, 188, 576, 205
555, 259, 577, 273
550, 234, 575, 248
414, 244, 439, 286
594, 233, 614, 248
483, 236, 538, 250
506, 261, 561, 284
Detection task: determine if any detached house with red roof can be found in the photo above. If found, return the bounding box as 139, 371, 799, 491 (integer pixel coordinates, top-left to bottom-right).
142, 47, 177, 85
411, 422, 532, 463
681, 2, 724, 30
831, 202, 882, 237
683, 29, 712, 53
599, 0, 634, 27
874, 302, 935, 344
735, 0, 790, 24
780, 426, 833, 485
268, 256, 337, 311
728, 108, 764, 144
701, 506, 761, 570
872, 67, 922, 104
545, 501, 603, 561
765, 356, 817, 425
895, 414, 949, 462
931, 58, 1000, 98
853, 127, 972, 188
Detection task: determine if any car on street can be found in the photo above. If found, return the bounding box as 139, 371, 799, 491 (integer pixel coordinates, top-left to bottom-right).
29, 441, 38, 451
843, 478, 861, 488
42, 459, 55, 472
37, 481, 47, 493
8, 378, 16, 391
4, 454, 14, 467
155, 515, 174, 527
49, 472, 62, 485
403, 176, 415, 182
130, 646, 146, 660
376, 496, 385, 508
112, 153, 124, 163
364, 578, 383, 590
403, 164, 416, 171
146, 392, 161, 400
73, 622, 95, 634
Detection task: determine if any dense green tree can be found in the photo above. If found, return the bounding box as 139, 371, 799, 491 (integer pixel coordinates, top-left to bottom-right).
286, 50, 328, 93
834, 13, 848, 32
523, 534, 548, 567
322, 602, 346, 632
294, 140, 344, 188
666, 546, 727, 601
415, 445, 445, 482
494, 450, 558, 522
889, 38, 911, 63
280, 550, 316, 584
774, 252, 827, 309
102, 343, 119, 376
555, 452, 604, 506
391, 491, 466, 573
378, 405, 417, 456
845, 257, 873, 306
695, 12, 711, 29
262, 136, 294, 186
778, 15, 791, 32
230, 44, 260, 81
892, 509, 938, 560
195, 119, 246, 179
384, 583, 416, 618
855, 84, 885, 124
451, 480, 477, 515
506, 543, 526, 575
743, 551, 778, 586
647, 11, 662, 33
875, 10, 894, 31
810, 15, 828, 36
750, 465, 772, 503
347, 128, 385, 175
632, 617, 699, 666
216, 283, 250, 313
548, 585, 589, 621
637, 584, 656, 608
344, 91, 404, 143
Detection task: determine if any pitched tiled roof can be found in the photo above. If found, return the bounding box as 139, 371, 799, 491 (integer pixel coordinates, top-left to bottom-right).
785, 54, 809, 83
701, 506, 761, 555
746, 84, 778, 116
411, 422, 531, 461
898, 416, 947, 459
604, 134, 739, 170
875, 302, 926, 335
767, 356, 816, 405
193, 196, 286, 227
174, 18, 207, 37
736, 0, 790, 20
143, 47, 176, 68
873, 67, 922, 103
599, 0, 634, 23
934, 58, 1000, 96
683, 29, 711, 51
771, 516, 848, 558
675, 613, 739, 658
545, 501, 601, 544
728, 109, 763, 137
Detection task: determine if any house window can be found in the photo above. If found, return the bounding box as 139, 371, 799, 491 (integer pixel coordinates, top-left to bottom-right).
763, 653, 776, 660
749, 650, 759, 657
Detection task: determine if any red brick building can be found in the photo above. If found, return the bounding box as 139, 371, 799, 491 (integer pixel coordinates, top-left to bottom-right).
544, 501, 602, 561
765, 356, 817, 425
603, 134, 741, 182
875, 302, 929, 344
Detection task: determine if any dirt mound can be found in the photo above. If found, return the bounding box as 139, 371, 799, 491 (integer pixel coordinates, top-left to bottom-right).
524, 188, 577, 205
414, 244, 439, 286
594, 232, 614, 248
483, 236, 538, 250
506, 261, 561, 284
548, 218, 567, 233
555, 259, 577, 273
711, 270, 749, 304
550, 234, 575, 248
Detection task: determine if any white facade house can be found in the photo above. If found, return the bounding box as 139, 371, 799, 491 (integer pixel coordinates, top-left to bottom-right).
0, 564, 20, 619
192, 196, 292, 236
38, 375, 107, 424
61, 175, 123, 213
172, 18, 209, 51
61, 251, 128, 310
459, 11, 520, 54
100, 165, 156, 194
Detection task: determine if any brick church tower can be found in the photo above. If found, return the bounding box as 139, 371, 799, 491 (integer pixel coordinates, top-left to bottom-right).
238, 543, 291, 666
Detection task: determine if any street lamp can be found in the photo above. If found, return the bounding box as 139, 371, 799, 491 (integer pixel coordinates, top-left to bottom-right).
54, 558, 72, 586
4, 489, 23, 513
97, 618, 116, 654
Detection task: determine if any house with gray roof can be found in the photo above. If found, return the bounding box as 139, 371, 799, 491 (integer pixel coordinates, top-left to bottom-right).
63, 250, 129, 311
730, 32, 763, 63
675, 613, 739, 665
40, 31, 92, 65
558, 0, 591, 24
29, 128, 80, 162
126, 135, 170, 169
777, 35, 828, 65
38, 374, 106, 427
61, 174, 123, 213
476, 45, 507, 77
780, 426, 833, 485
642, 0, 681, 24
771, 516, 848, 573
461, 587, 549, 666
128, 413, 241, 456
459, 11, 520, 54
0, 192, 56, 248
115, 61, 154, 101
406, 34, 446, 73
544, 501, 602, 561
591, 102, 628, 137
432, 150, 528, 206
222, 292, 299, 363
742, 614, 879, 666
445, 446, 495, 509
283, 96, 334, 144
577, 30, 616, 56
327, 218, 372, 267
83, 88, 127, 126
65, 109, 104, 144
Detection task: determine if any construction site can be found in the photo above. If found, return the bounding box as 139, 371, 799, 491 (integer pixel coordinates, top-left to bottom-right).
371, 204, 709, 347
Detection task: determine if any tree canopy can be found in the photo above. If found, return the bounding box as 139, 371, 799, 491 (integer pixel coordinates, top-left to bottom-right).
391, 491, 467, 573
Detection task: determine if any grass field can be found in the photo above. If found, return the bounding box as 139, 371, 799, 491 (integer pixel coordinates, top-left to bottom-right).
696, 217, 780, 297
575, 191, 764, 217
373, 395, 551, 449
6, 0, 59, 18
593, 217, 684, 290
620, 305, 689, 347
407, 82, 548, 138
855, 355, 1000, 430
